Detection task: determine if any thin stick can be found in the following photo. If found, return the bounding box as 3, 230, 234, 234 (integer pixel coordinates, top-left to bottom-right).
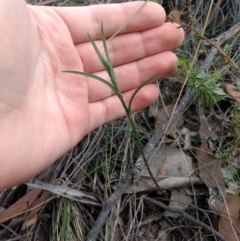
86, 173, 133, 241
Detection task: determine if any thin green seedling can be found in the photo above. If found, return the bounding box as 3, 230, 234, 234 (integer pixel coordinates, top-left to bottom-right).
63, 23, 162, 191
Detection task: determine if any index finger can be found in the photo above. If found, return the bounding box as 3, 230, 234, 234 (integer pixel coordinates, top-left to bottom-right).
53, 1, 166, 43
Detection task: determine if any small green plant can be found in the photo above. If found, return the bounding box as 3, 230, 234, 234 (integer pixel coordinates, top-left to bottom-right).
178, 56, 226, 109
63, 24, 162, 190
52, 198, 85, 241
64, 21, 229, 195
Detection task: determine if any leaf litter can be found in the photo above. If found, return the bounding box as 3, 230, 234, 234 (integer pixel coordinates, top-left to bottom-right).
218, 196, 240, 241
154, 104, 184, 137
126, 146, 201, 193
0, 189, 42, 224
163, 189, 192, 219
196, 109, 225, 212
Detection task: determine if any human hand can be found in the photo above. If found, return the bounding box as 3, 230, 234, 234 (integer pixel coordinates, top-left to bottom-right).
0, 1, 184, 190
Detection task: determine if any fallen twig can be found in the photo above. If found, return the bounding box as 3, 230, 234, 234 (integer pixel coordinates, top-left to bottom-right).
86, 173, 133, 241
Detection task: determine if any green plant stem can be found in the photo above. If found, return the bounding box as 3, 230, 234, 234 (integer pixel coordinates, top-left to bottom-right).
126, 110, 162, 190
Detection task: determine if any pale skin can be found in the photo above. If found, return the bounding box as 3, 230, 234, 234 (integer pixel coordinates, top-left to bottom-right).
0, 1, 184, 190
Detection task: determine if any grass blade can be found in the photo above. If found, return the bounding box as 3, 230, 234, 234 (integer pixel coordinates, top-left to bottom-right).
87, 33, 110, 74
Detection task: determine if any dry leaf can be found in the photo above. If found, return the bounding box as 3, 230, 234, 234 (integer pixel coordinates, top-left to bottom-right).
139, 213, 163, 226
155, 105, 184, 137
26, 180, 99, 205
157, 156, 167, 177
167, 9, 184, 23
141, 146, 192, 178
225, 83, 240, 103
126, 146, 200, 193
218, 196, 240, 241
164, 189, 192, 219
157, 177, 201, 190
196, 111, 225, 212
125, 177, 201, 193
0, 189, 42, 224
21, 191, 48, 231
22, 215, 38, 231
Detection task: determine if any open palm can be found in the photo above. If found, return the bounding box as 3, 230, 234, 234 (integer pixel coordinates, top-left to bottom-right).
0, 1, 184, 190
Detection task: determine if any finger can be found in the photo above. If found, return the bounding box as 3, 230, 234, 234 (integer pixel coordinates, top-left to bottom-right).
86, 51, 177, 102
53, 1, 166, 43
88, 84, 159, 132
77, 22, 184, 73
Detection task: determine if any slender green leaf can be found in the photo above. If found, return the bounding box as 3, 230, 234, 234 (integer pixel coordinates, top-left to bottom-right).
87, 33, 110, 74
62, 70, 116, 92
101, 23, 119, 88
128, 72, 161, 110
64, 22, 163, 193
101, 24, 111, 67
